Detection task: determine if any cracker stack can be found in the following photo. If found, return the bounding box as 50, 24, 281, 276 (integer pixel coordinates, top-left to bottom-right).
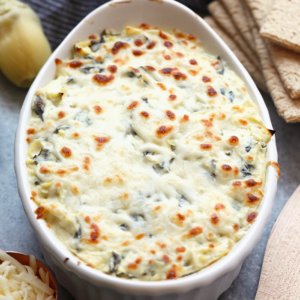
205, 0, 300, 123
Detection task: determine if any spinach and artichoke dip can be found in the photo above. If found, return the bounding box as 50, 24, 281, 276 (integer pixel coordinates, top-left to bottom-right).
26, 24, 274, 281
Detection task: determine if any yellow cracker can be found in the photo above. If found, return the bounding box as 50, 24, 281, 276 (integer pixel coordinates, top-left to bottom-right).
220, 0, 256, 53
252, 24, 300, 122
204, 16, 267, 92
260, 0, 300, 54
247, 0, 300, 99
208, 1, 261, 70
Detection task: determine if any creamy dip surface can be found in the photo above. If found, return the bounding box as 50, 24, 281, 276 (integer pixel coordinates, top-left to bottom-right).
26, 25, 274, 281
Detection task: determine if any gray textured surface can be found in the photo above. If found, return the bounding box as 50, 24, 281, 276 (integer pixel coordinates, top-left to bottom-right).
0, 69, 299, 300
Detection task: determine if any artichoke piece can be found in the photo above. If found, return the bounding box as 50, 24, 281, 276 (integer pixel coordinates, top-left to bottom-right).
0, 0, 51, 87
248, 117, 274, 145
46, 91, 63, 106
28, 139, 43, 158
54, 125, 70, 134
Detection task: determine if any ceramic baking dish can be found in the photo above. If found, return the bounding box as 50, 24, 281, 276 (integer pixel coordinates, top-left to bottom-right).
14, 0, 278, 299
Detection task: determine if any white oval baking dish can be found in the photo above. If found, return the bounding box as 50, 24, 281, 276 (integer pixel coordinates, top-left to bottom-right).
14, 0, 278, 299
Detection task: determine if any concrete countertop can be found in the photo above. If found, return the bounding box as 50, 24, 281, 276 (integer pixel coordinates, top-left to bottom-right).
0, 71, 299, 300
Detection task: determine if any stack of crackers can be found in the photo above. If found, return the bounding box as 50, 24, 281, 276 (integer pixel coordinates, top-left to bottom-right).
205, 0, 300, 122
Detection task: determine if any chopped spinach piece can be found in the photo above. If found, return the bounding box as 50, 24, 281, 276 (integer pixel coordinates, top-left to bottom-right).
241, 163, 254, 177
74, 227, 82, 239
216, 56, 225, 75
54, 125, 70, 134
228, 91, 234, 102
120, 223, 129, 231
33, 96, 45, 121
245, 145, 251, 152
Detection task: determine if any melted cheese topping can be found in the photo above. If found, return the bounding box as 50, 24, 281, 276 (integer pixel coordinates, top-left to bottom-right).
26, 25, 273, 281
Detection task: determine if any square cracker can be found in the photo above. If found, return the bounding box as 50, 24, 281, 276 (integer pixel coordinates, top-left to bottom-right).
260, 0, 300, 54
220, 0, 256, 53
251, 16, 300, 122
208, 1, 261, 71
204, 16, 267, 92
247, 0, 300, 99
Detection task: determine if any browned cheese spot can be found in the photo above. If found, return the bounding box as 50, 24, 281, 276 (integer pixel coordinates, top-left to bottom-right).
58, 111, 65, 118
92, 74, 114, 85
147, 41, 156, 49
162, 255, 170, 263
89, 223, 100, 243
112, 41, 129, 55
229, 136, 239, 144
201, 119, 213, 127
40, 166, 51, 173
222, 164, 232, 171
233, 224, 239, 231
200, 144, 212, 150
159, 67, 178, 75
69, 61, 83, 68
141, 111, 149, 118
247, 212, 258, 223
207, 85, 217, 97
166, 110, 176, 120
27, 128, 36, 135
247, 193, 260, 203
239, 119, 248, 125
134, 38, 144, 46
189, 59, 197, 65
175, 247, 186, 253
55, 58, 62, 65
139, 23, 150, 30
166, 265, 177, 280
180, 114, 189, 123
94, 136, 110, 150
202, 76, 211, 82
159, 30, 169, 39
164, 55, 172, 60
211, 213, 219, 224
173, 72, 187, 80
215, 203, 225, 210
132, 50, 144, 56
136, 233, 145, 240
156, 125, 173, 138
94, 105, 102, 114
188, 226, 203, 236
35, 206, 45, 219
108, 65, 117, 73
127, 101, 139, 109
128, 263, 138, 269
169, 94, 177, 101
61, 147, 72, 158
177, 213, 185, 221
245, 179, 261, 187
164, 41, 173, 48
157, 83, 167, 90
145, 65, 156, 71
